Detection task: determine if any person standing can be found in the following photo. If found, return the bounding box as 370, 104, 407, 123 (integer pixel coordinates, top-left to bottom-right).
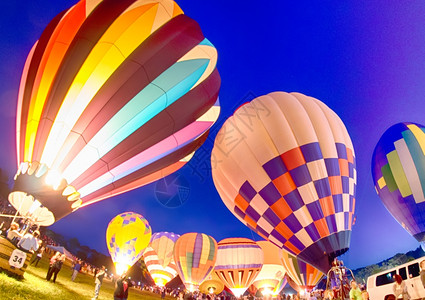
92, 265, 106, 300
30, 242, 44, 267
51, 254, 66, 283
71, 260, 82, 281
349, 280, 362, 300
114, 273, 132, 300
46, 251, 61, 281
393, 274, 411, 300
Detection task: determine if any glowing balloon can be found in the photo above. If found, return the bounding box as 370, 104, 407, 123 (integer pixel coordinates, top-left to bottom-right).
150, 232, 180, 267
10, 0, 220, 226
106, 212, 152, 275
214, 238, 264, 297
199, 272, 225, 295
143, 232, 180, 286
273, 277, 288, 296
253, 241, 286, 294
211, 92, 356, 272
173, 232, 217, 291
280, 250, 323, 292
372, 122, 425, 247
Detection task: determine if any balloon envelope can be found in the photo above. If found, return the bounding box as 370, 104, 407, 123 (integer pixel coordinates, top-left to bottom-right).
214, 237, 264, 297
253, 241, 286, 293
273, 277, 288, 296
143, 246, 179, 287
11, 0, 220, 225
372, 122, 425, 245
211, 92, 356, 272
143, 232, 180, 286
199, 272, 225, 295
173, 232, 217, 291
106, 212, 152, 275
151, 232, 180, 268
280, 250, 323, 292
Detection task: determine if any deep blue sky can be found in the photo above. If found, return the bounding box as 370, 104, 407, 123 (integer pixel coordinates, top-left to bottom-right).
1, 0, 425, 270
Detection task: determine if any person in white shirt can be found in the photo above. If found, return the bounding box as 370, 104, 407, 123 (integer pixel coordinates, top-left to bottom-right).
17, 230, 40, 252
6, 222, 22, 243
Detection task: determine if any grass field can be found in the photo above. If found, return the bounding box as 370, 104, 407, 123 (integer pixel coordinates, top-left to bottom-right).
0, 256, 173, 300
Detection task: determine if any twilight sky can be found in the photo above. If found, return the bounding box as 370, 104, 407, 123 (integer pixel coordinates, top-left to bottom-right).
1, 0, 425, 270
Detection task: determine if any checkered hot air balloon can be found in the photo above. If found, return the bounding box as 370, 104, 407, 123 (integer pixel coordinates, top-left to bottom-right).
9, 0, 220, 226
372, 122, 425, 248
143, 231, 180, 286
106, 212, 152, 275
211, 92, 356, 273
280, 250, 324, 292
214, 238, 264, 297
173, 232, 217, 291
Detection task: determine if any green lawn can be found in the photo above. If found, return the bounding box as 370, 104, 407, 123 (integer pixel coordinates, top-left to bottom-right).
0, 256, 174, 300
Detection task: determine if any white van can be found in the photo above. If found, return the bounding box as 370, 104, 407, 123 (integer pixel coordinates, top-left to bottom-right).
367, 256, 425, 300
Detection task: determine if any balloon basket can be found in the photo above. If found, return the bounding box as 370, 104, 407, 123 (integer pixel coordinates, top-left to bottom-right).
0, 236, 32, 279
325, 259, 356, 300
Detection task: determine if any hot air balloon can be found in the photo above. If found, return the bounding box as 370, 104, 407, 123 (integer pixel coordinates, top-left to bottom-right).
143, 232, 180, 286
214, 238, 264, 297
9, 0, 220, 226
280, 250, 324, 292
372, 122, 425, 247
273, 277, 288, 297
106, 212, 152, 275
253, 241, 286, 296
173, 232, 217, 291
199, 272, 225, 295
211, 92, 356, 273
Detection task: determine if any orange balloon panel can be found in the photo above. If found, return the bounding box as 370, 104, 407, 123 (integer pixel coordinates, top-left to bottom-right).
173, 233, 217, 290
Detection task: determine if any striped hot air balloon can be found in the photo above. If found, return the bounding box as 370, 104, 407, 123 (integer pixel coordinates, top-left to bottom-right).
273, 277, 288, 297
106, 212, 152, 275
280, 250, 323, 292
211, 92, 356, 273
143, 232, 180, 286
372, 122, 425, 248
9, 0, 220, 226
173, 232, 217, 291
253, 241, 286, 295
214, 238, 264, 297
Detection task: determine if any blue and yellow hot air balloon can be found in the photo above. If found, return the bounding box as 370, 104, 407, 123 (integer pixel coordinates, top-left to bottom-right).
372, 122, 425, 248
106, 212, 152, 275
9, 0, 220, 226
211, 92, 356, 273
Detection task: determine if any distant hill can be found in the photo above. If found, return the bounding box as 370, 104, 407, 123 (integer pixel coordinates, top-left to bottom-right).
352, 247, 425, 283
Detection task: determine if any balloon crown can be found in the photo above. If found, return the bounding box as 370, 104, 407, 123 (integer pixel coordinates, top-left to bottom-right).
9, 161, 82, 225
